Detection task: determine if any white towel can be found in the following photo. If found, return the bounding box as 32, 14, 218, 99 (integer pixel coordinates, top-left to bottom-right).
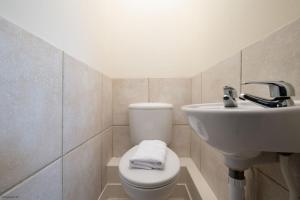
129, 140, 167, 170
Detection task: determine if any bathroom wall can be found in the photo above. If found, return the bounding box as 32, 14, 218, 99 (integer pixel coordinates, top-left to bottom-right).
0, 17, 113, 200
1, 0, 300, 78
112, 78, 192, 157
191, 17, 300, 200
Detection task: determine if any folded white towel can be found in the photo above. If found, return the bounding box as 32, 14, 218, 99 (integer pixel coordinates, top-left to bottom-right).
129, 140, 167, 170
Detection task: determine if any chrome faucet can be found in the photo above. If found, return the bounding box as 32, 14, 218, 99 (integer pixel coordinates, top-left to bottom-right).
239, 81, 295, 108
223, 86, 238, 107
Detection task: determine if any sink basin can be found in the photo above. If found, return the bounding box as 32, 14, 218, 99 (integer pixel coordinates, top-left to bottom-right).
182, 101, 300, 156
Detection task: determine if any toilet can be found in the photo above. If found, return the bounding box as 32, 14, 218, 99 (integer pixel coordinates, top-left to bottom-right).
119, 103, 180, 200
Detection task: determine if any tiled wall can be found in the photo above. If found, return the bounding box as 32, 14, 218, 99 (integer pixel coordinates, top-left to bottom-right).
1, 12, 300, 200
112, 78, 192, 157
0, 17, 113, 200
191, 17, 300, 200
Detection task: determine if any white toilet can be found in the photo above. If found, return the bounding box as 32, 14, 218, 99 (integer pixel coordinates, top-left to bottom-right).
119, 103, 180, 200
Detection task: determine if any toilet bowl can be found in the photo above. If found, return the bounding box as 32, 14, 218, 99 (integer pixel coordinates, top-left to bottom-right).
119, 145, 180, 200
118, 103, 180, 200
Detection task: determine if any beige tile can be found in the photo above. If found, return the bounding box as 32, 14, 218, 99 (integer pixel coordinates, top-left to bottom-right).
256, 153, 300, 192
101, 128, 113, 189
113, 79, 148, 125
256, 171, 289, 200
102, 74, 113, 129
63, 134, 102, 200
200, 142, 228, 200
107, 167, 121, 183
170, 125, 191, 157
100, 184, 191, 200
192, 73, 202, 104
0, 17, 62, 194
177, 167, 188, 184
63, 54, 102, 153
113, 126, 132, 157
149, 78, 192, 124
242, 18, 300, 100
190, 131, 201, 171
256, 164, 287, 189
1, 159, 62, 200
202, 53, 241, 103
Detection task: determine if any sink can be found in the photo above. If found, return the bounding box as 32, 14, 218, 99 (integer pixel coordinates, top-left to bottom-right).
182, 101, 300, 157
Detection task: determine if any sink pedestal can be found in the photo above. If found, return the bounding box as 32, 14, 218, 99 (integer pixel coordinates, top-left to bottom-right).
228, 169, 246, 200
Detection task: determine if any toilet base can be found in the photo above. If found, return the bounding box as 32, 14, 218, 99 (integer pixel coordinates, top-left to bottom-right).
121, 179, 177, 200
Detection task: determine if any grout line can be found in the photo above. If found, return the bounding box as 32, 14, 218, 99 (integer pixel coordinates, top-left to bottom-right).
200, 73, 203, 104
240, 51, 243, 93
147, 77, 150, 102
183, 183, 193, 200
0, 157, 63, 196
61, 52, 65, 200
112, 124, 129, 127
256, 168, 288, 191
63, 127, 113, 157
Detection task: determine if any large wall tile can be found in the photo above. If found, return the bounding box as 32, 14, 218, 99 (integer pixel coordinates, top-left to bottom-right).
63, 54, 102, 153
0, 17, 62, 194
170, 125, 191, 157
113, 126, 132, 157
101, 128, 113, 189
200, 142, 228, 200
191, 131, 202, 170
113, 79, 148, 125
256, 171, 289, 200
149, 78, 192, 124
192, 73, 202, 104
242, 17, 300, 195
202, 53, 241, 103
63, 134, 102, 200
1, 159, 62, 200
102, 74, 113, 130
242, 18, 300, 100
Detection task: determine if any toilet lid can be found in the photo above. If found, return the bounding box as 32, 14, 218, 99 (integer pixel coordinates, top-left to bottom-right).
119, 146, 180, 189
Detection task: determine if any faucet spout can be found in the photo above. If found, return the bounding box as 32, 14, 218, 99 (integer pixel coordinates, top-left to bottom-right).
239, 93, 285, 108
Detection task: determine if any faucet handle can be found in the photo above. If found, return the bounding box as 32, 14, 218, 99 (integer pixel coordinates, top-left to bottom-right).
223, 86, 238, 98
242, 81, 295, 98
223, 86, 238, 107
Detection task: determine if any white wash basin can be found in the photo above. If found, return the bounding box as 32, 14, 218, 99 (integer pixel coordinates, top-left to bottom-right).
182, 101, 300, 156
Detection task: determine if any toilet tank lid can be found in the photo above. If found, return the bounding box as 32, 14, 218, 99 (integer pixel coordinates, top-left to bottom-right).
129, 103, 173, 110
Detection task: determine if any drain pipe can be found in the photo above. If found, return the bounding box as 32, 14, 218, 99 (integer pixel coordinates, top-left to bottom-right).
228, 169, 246, 200
279, 154, 300, 200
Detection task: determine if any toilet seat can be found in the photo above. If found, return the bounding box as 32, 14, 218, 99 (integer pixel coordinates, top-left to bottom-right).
119, 146, 180, 189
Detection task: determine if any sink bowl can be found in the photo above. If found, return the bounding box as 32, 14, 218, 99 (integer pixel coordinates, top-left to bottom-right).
182, 101, 300, 156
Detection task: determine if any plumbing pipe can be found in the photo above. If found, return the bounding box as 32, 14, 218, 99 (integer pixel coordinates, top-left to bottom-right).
228, 169, 246, 200
279, 154, 300, 200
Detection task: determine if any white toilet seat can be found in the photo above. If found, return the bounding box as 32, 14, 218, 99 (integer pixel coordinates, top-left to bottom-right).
119, 146, 180, 189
